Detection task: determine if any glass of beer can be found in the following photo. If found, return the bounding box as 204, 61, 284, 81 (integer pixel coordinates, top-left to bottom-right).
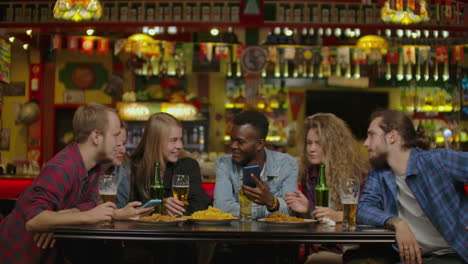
340, 179, 360, 231
98, 174, 120, 226
98, 174, 120, 204
172, 174, 190, 207
238, 189, 252, 221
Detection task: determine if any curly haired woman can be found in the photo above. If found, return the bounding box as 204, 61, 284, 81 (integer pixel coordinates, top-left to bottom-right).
285, 113, 370, 262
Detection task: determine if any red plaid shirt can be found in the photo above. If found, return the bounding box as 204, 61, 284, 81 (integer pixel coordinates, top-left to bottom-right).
0, 142, 100, 263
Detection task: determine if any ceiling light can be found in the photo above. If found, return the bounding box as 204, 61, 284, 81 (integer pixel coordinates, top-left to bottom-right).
385, 29, 392, 37
210, 28, 219, 36
442, 30, 449, 38
405, 29, 412, 38
396, 29, 404, 38
86, 29, 94, 36
423, 30, 429, 38
334, 28, 342, 37
8, 37, 15, 43
26, 29, 32, 36
345, 28, 352, 37
354, 28, 361, 37
53, 0, 102, 22
168, 26, 177, 35
23, 44, 29, 50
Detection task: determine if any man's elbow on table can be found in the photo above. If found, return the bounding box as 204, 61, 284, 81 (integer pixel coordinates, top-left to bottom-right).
25, 214, 43, 232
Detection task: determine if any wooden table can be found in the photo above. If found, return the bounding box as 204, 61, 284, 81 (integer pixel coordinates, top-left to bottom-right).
55, 219, 395, 243
55, 220, 395, 264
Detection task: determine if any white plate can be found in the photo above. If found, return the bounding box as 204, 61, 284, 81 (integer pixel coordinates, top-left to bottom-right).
186, 218, 238, 225
258, 218, 316, 227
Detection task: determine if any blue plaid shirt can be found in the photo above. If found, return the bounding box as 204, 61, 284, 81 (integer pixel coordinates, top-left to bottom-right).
357, 148, 468, 261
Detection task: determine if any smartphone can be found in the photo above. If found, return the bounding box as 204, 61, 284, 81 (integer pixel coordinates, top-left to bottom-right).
243, 165, 261, 188
141, 199, 162, 209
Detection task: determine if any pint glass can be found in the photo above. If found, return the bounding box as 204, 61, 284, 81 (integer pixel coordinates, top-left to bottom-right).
172, 174, 190, 214
238, 189, 252, 220
341, 179, 359, 230
98, 174, 120, 204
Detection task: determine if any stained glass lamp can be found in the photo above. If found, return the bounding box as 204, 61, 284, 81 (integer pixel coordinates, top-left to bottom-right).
54, 0, 102, 22
356, 35, 388, 54
381, 0, 429, 25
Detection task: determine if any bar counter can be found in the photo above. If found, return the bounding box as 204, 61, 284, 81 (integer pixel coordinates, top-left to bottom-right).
55, 220, 395, 243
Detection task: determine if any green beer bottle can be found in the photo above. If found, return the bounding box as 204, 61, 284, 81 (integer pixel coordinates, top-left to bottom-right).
315, 164, 329, 207
149, 162, 164, 213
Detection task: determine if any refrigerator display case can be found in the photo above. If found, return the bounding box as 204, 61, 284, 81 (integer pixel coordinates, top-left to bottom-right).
116, 102, 209, 154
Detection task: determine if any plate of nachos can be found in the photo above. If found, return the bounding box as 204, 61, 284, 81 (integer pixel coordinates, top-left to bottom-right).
184, 206, 238, 225
130, 213, 187, 226
258, 212, 316, 227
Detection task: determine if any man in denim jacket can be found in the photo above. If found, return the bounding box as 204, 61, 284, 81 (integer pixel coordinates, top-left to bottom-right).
214, 110, 298, 219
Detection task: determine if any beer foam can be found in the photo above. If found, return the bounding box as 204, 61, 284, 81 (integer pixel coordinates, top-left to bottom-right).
99, 191, 117, 195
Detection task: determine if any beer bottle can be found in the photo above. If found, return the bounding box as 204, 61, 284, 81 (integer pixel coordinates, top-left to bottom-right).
149, 162, 164, 213
315, 164, 329, 207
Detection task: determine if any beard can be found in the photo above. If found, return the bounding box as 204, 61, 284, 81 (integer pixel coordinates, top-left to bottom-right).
232, 151, 257, 166
369, 152, 390, 170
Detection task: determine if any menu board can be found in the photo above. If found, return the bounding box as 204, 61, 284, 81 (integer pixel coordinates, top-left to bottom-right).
0, 39, 11, 84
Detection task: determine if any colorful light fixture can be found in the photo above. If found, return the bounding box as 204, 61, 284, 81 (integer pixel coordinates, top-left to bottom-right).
356, 35, 389, 54
381, 0, 429, 25
124, 33, 160, 58
53, 0, 102, 22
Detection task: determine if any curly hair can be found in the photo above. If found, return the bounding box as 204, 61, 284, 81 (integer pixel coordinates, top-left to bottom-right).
299, 113, 370, 210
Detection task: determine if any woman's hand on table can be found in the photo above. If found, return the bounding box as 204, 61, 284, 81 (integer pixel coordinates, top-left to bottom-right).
311, 206, 343, 223
164, 197, 186, 217
114, 201, 154, 220
285, 190, 309, 214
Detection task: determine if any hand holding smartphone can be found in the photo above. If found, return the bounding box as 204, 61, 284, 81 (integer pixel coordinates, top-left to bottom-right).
140, 199, 162, 209
242, 165, 261, 188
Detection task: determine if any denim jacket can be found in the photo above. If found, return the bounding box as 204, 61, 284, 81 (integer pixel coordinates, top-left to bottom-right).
115, 160, 131, 209
214, 148, 298, 219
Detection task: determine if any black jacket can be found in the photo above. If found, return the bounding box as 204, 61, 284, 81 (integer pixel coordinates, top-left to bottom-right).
163, 157, 211, 215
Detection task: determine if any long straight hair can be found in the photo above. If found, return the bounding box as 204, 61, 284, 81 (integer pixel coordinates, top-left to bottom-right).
130, 112, 189, 201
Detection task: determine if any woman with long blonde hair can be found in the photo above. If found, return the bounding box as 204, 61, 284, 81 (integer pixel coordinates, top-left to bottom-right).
286, 113, 369, 222
130, 112, 210, 216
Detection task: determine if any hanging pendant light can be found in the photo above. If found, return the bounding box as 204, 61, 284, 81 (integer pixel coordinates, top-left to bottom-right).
381, 0, 429, 25
54, 0, 102, 22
